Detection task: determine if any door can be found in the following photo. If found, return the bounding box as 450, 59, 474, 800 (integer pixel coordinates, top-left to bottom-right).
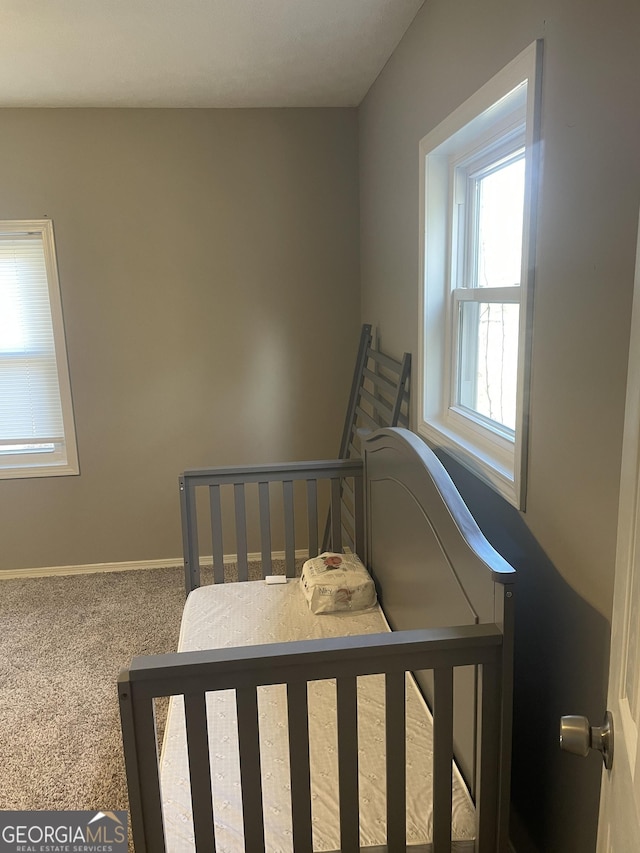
597, 217, 640, 850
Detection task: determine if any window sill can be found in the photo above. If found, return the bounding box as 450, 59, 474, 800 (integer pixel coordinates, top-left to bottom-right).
0, 461, 80, 480
417, 417, 521, 508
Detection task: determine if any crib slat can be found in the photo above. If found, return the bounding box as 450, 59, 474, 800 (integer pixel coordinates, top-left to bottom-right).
258, 481, 272, 577
385, 671, 406, 852
209, 484, 225, 585
341, 524, 355, 554
287, 682, 313, 853
477, 658, 501, 853
340, 488, 356, 552
234, 483, 249, 581
360, 386, 394, 425
236, 686, 266, 853
366, 345, 404, 374
306, 479, 318, 558
342, 479, 355, 516
184, 693, 216, 851
362, 364, 401, 397
390, 353, 412, 427
283, 480, 296, 577
432, 667, 454, 852
355, 404, 380, 432
124, 691, 167, 852
341, 499, 356, 540
337, 676, 360, 851
354, 474, 365, 557
180, 477, 200, 592
330, 478, 342, 553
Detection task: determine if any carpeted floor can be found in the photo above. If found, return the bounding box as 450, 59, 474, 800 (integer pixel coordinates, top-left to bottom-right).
0, 567, 188, 817
0, 561, 276, 850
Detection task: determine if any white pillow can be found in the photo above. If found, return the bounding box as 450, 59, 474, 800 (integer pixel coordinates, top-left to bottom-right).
300, 552, 377, 614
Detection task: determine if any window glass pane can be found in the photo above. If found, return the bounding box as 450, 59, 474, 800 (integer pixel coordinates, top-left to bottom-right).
0, 221, 78, 477
0, 235, 64, 444
474, 155, 525, 288
457, 301, 519, 431
0, 260, 27, 350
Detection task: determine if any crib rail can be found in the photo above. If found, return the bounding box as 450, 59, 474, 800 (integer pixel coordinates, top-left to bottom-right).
180, 458, 364, 593
119, 623, 507, 853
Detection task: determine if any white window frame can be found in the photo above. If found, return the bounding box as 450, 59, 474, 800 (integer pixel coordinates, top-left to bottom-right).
0, 219, 79, 479
418, 41, 542, 508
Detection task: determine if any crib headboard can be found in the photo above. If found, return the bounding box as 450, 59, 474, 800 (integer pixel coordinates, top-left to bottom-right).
362, 428, 515, 795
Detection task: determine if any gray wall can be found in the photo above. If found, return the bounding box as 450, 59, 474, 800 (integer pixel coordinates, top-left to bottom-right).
0, 108, 360, 572
438, 451, 610, 853
358, 0, 640, 850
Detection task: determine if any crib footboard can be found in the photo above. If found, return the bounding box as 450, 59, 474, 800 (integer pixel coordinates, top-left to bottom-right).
119, 623, 509, 853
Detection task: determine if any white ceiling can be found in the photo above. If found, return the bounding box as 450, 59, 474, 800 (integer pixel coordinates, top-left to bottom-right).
0, 0, 424, 108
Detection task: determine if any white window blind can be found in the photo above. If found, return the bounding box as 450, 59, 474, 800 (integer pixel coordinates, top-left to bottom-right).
0, 220, 78, 478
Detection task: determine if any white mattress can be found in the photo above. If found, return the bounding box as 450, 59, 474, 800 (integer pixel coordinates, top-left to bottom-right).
160, 579, 476, 852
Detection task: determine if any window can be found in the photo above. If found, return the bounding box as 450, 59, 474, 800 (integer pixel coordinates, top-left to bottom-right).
0, 220, 78, 479
418, 41, 542, 508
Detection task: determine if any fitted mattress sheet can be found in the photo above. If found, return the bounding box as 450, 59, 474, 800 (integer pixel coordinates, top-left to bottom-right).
160, 579, 476, 852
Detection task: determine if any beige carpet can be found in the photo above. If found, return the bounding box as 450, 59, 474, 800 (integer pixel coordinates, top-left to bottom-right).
0, 561, 278, 849
0, 567, 187, 814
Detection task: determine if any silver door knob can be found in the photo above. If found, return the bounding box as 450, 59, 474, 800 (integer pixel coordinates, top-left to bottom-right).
559, 711, 613, 770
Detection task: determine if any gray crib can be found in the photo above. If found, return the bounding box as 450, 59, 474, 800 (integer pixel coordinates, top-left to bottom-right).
119, 427, 515, 852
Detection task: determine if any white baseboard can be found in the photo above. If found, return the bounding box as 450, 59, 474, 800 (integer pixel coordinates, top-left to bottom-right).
0, 558, 183, 581
0, 549, 310, 581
